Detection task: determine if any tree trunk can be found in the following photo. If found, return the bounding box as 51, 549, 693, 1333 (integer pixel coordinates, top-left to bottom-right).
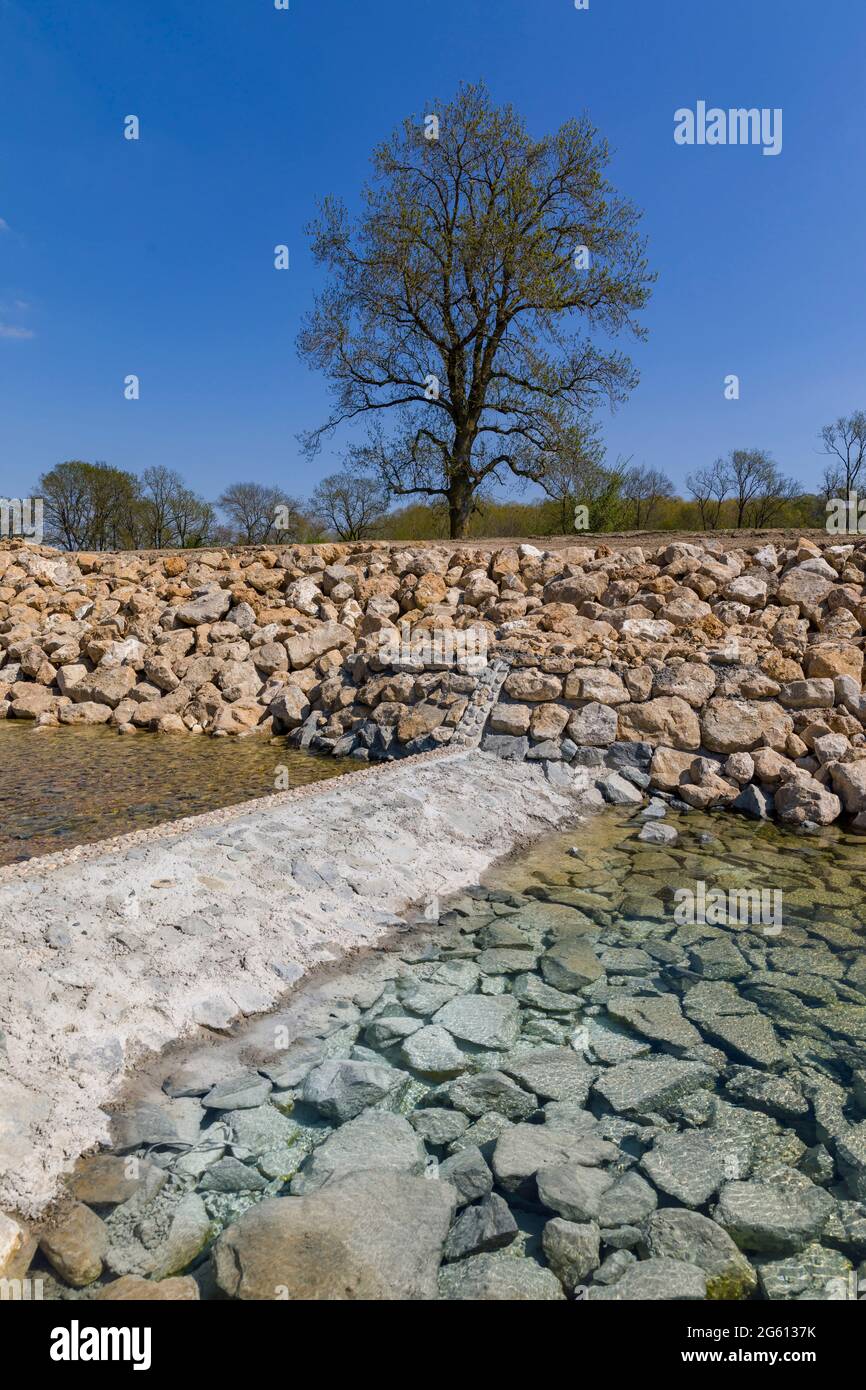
447, 471, 474, 539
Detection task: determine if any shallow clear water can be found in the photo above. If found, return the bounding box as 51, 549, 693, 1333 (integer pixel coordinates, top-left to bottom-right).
0, 722, 350, 864
46, 800, 866, 1302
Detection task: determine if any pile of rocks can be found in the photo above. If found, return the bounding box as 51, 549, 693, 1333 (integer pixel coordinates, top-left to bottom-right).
12, 809, 865, 1301
2, 534, 866, 827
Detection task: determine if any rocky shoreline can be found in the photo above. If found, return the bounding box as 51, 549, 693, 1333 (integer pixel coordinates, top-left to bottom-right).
2, 534, 866, 830
0, 748, 600, 1220
6, 803, 865, 1303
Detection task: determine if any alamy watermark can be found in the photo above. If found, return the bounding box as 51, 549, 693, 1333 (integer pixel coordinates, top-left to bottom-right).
378, 620, 488, 672
0, 1275, 44, 1300
673, 879, 783, 936
674, 102, 782, 157
0, 497, 43, 543
826, 492, 866, 534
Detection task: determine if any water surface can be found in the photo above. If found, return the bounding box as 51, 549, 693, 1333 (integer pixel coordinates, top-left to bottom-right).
0, 723, 350, 865
49, 800, 866, 1302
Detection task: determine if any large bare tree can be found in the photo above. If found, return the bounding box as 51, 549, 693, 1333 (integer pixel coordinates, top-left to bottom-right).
299, 83, 654, 538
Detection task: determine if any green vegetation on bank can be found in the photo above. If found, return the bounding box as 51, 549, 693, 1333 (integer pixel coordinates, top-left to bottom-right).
24, 443, 853, 551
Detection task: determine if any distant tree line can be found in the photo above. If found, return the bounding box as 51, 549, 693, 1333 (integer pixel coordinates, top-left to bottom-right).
25, 413, 862, 552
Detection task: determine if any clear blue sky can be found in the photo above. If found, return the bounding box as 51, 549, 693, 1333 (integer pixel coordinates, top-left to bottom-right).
1, 0, 864, 505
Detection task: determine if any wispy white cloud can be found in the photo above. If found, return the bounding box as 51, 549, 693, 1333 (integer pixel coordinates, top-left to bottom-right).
0, 219, 9, 232
0, 323, 35, 339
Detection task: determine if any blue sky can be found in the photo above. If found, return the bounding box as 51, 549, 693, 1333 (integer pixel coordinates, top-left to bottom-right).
1, 0, 864, 505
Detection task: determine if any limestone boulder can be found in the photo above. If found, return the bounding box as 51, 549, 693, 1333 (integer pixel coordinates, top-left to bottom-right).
175, 588, 232, 626
543, 573, 608, 606
649, 745, 697, 791
618, 697, 701, 751
774, 774, 842, 826
568, 701, 618, 747
700, 698, 792, 754
503, 670, 563, 702
285, 623, 352, 670
651, 663, 716, 708
777, 566, 834, 613
214, 1171, 455, 1299
829, 760, 866, 814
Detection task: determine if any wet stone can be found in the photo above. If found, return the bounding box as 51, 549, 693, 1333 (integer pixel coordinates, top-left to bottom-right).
594, 1248, 637, 1285
290, 1111, 426, 1196
596, 1170, 658, 1227
301, 1058, 406, 1122
447, 1111, 513, 1155
598, 947, 655, 975
410, 1108, 470, 1145
502, 1048, 596, 1104
364, 1013, 424, 1048
432, 994, 522, 1050
477, 948, 540, 975
398, 982, 459, 1016
437, 1146, 494, 1206
536, 1165, 615, 1223
448, 1071, 537, 1121
586, 1256, 707, 1301
201, 1072, 273, 1112
540, 939, 604, 991
78, 799, 866, 1302
542, 1102, 602, 1135
592, 1057, 716, 1115
584, 1016, 652, 1064
696, 1011, 787, 1070
225, 1103, 302, 1156
438, 1251, 566, 1301
641, 1130, 729, 1208
493, 1124, 617, 1199
688, 937, 749, 981
641, 1210, 757, 1301
723, 1067, 809, 1121
443, 1193, 518, 1262
199, 1157, 269, 1193
606, 995, 703, 1050
399, 1025, 469, 1077
757, 1242, 852, 1301
713, 1179, 835, 1256
542, 1217, 601, 1291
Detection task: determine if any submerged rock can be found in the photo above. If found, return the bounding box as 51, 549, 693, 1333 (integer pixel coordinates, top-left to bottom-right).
641, 1209, 757, 1300
432, 995, 521, 1050
757, 1242, 852, 1300
438, 1251, 566, 1300
301, 1058, 405, 1122
492, 1124, 616, 1199
502, 1048, 595, 1104
542, 1217, 601, 1291
290, 1112, 425, 1195
713, 1180, 834, 1256
215, 1170, 455, 1300
443, 1193, 518, 1261
592, 1057, 715, 1115
586, 1256, 707, 1301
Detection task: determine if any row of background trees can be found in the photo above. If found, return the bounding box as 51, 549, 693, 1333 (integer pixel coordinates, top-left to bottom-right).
27, 413, 864, 551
